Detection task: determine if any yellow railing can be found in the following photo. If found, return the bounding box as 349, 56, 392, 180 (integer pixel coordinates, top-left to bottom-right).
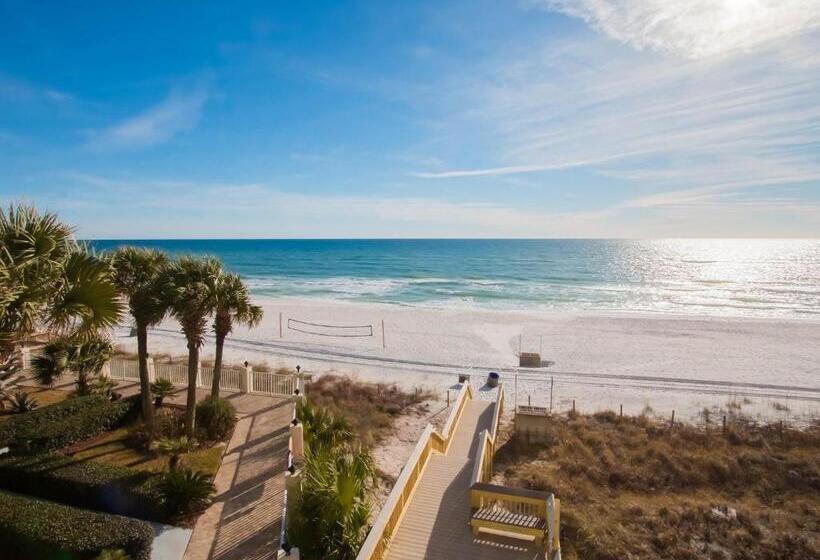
356, 383, 474, 560
471, 383, 504, 486
469, 384, 561, 557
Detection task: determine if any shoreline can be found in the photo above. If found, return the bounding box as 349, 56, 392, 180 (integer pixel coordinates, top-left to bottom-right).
113, 296, 820, 424
249, 294, 820, 325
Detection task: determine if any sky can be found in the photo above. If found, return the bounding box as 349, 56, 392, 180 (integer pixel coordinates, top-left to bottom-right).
1, 0, 819, 238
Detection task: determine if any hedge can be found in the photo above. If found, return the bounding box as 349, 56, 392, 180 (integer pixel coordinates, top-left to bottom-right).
0, 453, 166, 522
0, 490, 154, 560
0, 394, 135, 452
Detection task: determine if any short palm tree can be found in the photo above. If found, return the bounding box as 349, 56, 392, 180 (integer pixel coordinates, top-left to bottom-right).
30, 340, 70, 386
158, 468, 215, 518
153, 436, 197, 471
8, 391, 39, 413
0, 205, 123, 387
151, 377, 176, 407
111, 247, 170, 439
30, 336, 112, 395
211, 273, 262, 399
68, 337, 113, 395
162, 256, 222, 437
297, 398, 354, 451
289, 403, 374, 560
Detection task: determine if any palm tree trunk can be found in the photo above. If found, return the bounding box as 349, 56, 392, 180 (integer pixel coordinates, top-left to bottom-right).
136, 323, 155, 438
211, 333, 225, 400
184, 342, 199, 438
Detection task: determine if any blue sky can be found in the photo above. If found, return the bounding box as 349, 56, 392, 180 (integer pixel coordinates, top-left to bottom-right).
1, 0, 819, 238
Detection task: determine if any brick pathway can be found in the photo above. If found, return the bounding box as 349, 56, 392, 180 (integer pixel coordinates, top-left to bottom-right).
183, 395, 292, 560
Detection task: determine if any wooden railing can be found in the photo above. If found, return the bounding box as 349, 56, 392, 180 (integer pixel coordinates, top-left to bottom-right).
468, 384, 561, 559
471, 383, 504, 486
356, 383, 474, 560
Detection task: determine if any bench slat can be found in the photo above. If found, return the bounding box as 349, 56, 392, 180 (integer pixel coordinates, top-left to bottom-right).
472, 507, 546, 530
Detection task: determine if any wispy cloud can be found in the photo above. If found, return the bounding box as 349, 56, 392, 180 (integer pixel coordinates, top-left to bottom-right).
0, 73, 73, 105
86, 82, 210, 151
411, 8, 820, 235
542, 0, 820, 59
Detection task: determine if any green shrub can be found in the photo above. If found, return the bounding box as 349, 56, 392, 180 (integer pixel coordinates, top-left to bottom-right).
195, 397, 236, 441
0, 490, 153, 560
0, 395, 134, 452
157, 468, 215, 519
0, 452, 165, 522
129, 407, 185, 449
95, 551, 131, 560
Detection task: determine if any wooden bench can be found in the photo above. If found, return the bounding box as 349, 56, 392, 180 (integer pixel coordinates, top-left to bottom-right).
469, 483, 553, 545
471, 507, 547, 543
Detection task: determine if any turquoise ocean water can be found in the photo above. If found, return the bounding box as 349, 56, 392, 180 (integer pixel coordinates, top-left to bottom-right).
88, 239, 820, 319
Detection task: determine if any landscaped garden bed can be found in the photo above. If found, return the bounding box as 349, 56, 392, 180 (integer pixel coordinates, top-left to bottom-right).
0, 394, 136, 452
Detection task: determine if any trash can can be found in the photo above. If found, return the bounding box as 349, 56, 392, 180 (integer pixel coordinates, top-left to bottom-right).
487, 371, 500, 388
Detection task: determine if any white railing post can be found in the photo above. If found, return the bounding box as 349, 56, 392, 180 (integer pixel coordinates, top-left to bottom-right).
146, 356, 156, 383
19, 347, 30, 374
245, 363, 253, 393
100, 360, 111, 379
290, 421, 304, 464
196, 361, 202, 388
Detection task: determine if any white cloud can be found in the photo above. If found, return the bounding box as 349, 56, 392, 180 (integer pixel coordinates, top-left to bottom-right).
543, 0, 820, 59
411, 15, 820, 236
87, 83, 209, 151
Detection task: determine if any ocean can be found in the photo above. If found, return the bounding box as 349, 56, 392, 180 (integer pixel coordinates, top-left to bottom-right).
88, 239, 820, 319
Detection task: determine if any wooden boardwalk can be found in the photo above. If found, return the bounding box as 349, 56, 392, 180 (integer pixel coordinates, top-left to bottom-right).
385, 399, 542, 560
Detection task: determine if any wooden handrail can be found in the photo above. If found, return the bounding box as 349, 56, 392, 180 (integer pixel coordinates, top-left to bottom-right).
356, 383, 474, 560
467, 384, 561, 559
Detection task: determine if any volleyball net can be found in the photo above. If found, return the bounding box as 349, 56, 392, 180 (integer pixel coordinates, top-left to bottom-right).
287, 318, 375, 338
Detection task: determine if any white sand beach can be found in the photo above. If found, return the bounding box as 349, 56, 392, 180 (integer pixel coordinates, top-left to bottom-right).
114, 296, 820, 424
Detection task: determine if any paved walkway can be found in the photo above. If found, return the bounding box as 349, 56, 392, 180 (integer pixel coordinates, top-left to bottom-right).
19, 375, 293, 560
385, 399, 541, 560
183, 395, 292, 560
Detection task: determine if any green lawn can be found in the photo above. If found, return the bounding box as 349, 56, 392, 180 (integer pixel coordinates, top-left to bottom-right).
70, 427, 225, 476
0, 386, 71, 423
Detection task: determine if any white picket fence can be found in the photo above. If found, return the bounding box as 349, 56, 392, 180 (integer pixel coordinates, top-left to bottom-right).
155, 362, 188, 385
252, 370, 297, 395
106, 357, 299, 398
109, 358, 140, 381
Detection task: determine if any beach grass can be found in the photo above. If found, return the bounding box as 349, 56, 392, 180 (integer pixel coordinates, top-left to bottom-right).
306, 374, 432, 448
495, 412, 820, 560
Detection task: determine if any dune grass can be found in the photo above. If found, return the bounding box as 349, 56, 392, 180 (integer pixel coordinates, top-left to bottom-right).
306, 374, 432, 448
495, 411, 820, 560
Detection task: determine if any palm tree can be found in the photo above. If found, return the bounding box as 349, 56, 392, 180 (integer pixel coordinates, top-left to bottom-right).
153, 436, 196, 471
30, 336, 113, 394
111, 247, 170, 438
289, 401, 373, 559
163, 256, 222, 437
211, 273, 262, 399
0, 205, 123, 387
